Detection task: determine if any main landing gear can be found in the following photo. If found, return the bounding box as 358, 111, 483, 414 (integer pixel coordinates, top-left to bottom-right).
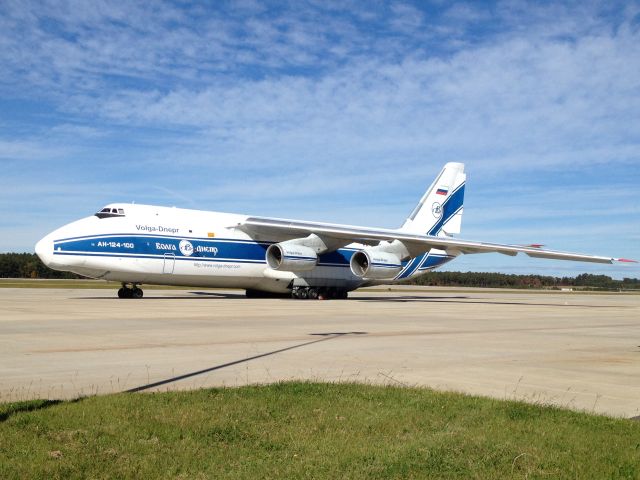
246, 287, 348, 300
117, 284, 143, 299
291, 286, 348, 300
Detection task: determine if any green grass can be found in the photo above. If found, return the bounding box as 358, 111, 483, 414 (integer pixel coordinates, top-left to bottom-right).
1, 383, 639, 479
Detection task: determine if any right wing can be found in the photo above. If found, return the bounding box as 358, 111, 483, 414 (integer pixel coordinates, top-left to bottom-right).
236, 216, 634, 264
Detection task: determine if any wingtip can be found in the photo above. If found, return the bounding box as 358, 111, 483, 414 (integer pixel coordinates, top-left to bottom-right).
616, 258, 638, 263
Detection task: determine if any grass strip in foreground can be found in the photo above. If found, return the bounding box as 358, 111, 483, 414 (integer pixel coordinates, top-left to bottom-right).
0, 382, 638, 479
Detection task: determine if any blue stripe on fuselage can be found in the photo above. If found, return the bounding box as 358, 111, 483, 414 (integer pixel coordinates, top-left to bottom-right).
417, 254, 454, 270
396, 255, 422, 279
52, 234, 356, 267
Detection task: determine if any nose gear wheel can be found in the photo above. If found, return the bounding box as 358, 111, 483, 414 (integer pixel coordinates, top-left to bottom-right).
117, 284, 143, 299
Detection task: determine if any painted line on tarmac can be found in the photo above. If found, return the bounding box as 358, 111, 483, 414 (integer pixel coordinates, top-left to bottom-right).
125, 332, 367, 393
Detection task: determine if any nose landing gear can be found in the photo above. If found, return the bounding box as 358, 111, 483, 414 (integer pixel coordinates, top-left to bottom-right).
117, 284, 143, 299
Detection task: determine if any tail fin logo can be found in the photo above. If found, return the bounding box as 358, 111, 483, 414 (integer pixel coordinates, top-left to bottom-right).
431, 202, 442, 218
400, 162, 465, 236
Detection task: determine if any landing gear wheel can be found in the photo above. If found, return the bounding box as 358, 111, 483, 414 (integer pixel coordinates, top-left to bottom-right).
117, 284, 143, 299
308, 288, 319, 300
330, 288, 348, 300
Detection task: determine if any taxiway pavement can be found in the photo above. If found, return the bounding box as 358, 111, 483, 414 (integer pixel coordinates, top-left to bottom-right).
1, 287, 638, 417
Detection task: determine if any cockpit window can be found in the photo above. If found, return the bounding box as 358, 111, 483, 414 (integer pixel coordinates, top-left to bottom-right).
95, 206, 126, 219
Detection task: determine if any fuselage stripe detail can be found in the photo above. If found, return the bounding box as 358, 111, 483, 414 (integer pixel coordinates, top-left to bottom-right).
52, 235, 356, 266
395, 257, 416, 279
53, 251, 267, 264
54, 233, 274, 245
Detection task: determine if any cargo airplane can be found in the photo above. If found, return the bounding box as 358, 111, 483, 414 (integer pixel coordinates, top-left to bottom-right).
35, 163, 633, 299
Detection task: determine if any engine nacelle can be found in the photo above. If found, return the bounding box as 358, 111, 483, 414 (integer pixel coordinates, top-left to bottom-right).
266, 243, 318, 272
350, 250, 403, 279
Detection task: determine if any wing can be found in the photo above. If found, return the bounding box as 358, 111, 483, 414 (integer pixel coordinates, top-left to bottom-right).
235, 216, 633, 264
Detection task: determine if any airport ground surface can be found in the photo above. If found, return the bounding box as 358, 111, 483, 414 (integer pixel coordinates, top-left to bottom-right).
1, 284, 638, 418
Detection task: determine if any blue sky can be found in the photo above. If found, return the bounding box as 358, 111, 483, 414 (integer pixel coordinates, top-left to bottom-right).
1, 0, 638, 279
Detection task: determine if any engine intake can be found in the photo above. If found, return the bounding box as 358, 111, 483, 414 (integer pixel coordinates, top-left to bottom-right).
266, 243, 318, 272
350, 250, 403, 279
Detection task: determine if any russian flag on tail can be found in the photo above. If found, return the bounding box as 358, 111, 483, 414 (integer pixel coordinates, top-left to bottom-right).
436, 187, 448, 196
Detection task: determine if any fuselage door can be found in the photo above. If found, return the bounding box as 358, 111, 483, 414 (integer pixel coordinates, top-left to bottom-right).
163, 253, 175, 274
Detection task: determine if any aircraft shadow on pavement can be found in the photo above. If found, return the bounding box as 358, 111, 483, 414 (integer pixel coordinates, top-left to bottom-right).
77, 291, 247, 300
355, 295, 621, 308
356, 295, 469, 302
76, 292, 622, 309
125, 332, 367, 394
189, 291, 248, 297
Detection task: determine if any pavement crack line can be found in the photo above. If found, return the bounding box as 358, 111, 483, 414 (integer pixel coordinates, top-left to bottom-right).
125, 332, 365, 393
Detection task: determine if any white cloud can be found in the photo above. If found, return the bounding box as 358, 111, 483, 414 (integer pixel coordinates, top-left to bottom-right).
54, 19, 638, 183
442, 3, 491, 24
0, 139, 71, 161
389, 3, 425, 31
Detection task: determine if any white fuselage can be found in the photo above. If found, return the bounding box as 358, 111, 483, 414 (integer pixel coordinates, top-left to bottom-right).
35, 204, 454, 293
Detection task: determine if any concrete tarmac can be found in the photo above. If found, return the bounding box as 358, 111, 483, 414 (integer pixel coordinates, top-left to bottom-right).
0, 287, 638, 418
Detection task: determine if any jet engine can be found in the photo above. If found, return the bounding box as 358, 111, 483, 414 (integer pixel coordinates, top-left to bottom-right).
266, 243, 318, 272
350, 250, 403, 279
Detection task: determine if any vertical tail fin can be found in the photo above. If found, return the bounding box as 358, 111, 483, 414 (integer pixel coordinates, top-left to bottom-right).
400, 162, 466, 237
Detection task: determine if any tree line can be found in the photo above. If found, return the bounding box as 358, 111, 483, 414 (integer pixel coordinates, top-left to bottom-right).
0, 253, 638, 290
406, 270, 640, 291
0, 253, 81, 279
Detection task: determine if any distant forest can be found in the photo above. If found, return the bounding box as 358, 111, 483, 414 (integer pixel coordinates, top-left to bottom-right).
405, 270, 640, 291
1, 253, 638, 291
0, 253, 80, 279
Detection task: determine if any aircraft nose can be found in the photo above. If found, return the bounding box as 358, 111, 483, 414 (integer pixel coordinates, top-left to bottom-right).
35, 235, 54, 266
